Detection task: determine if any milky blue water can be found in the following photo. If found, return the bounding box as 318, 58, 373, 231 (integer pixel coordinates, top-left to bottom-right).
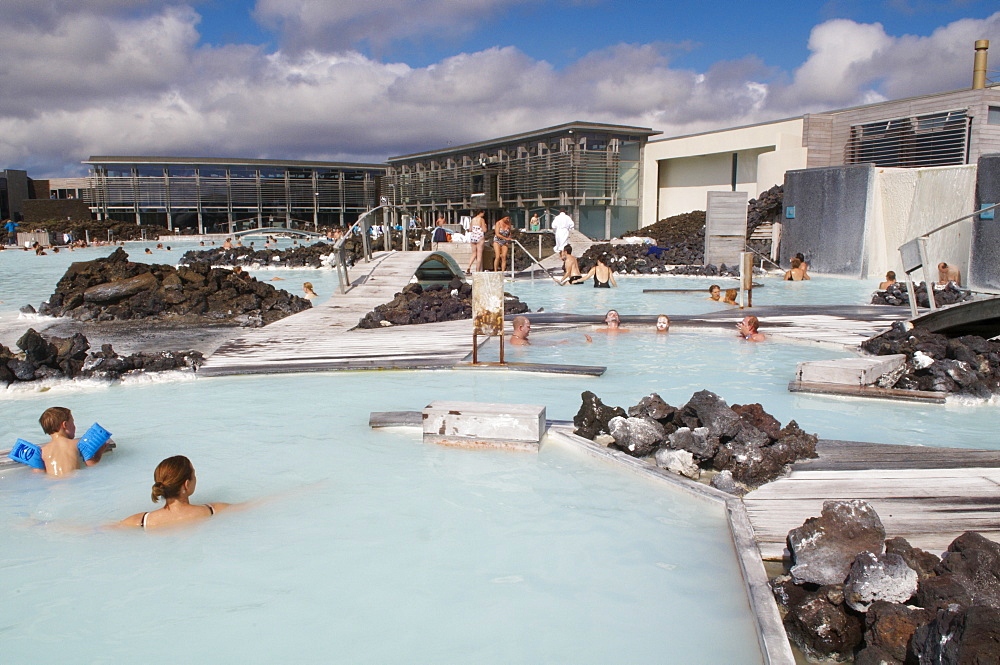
1, 243, 997, 663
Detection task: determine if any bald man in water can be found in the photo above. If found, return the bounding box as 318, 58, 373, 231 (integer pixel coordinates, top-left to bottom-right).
510, 316, 531, 345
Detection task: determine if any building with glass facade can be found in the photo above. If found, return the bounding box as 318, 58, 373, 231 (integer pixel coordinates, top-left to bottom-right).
384, 122, 660, 239
83, 156, 386, 233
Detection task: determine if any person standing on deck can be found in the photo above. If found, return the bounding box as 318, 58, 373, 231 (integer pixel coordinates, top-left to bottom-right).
551, 209, 574, 253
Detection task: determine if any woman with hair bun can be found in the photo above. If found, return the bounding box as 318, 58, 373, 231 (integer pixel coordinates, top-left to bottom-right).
120, 456, 231, 528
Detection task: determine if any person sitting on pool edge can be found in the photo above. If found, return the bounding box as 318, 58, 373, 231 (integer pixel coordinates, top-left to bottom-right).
707, 285, 721, 301
879, 271, 897, 290
38, 407, 110, 477
937, 262, 961, 287
596, 309, 628, 332
120, 456, 232, 528
655, 314, 670, 333
736, 315, 765, 342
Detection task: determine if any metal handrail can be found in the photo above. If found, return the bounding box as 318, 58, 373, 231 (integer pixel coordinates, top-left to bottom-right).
509, 237, 562, 284
896, 201, 1000, 316
743, 242, 780, 270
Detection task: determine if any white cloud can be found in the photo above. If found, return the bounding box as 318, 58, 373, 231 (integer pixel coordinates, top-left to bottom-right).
252, 0, 538, 52
1, 5, 997, 177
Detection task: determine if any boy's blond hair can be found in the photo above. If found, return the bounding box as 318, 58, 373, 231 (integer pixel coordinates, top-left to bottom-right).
40, 407, 72, 435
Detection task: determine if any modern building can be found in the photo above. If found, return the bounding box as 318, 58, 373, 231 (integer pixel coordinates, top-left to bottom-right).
384, 122, 661, 239
643, 85, 1000, 227
82, 156, 387, 233
0, 169, 31, 221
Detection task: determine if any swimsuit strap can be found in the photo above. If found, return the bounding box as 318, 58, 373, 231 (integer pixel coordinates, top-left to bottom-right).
140, 512, 149, 528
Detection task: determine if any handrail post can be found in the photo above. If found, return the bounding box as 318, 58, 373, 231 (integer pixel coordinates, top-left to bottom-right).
917, 237, 938, 312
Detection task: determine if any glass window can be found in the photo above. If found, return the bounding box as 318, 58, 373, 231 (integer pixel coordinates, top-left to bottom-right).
989, 106, 1000, 125
287, 167, 313, 180
259, 166, 285, 179
229, 166, 257, 178
317, 169, 341, 180
135, 165, 164, 177
166, 165, 196, 177
104, 166, 133, 178
199, 166, 227, 178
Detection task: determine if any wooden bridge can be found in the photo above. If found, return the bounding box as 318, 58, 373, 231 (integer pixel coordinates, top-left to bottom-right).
198, 250, 477, 376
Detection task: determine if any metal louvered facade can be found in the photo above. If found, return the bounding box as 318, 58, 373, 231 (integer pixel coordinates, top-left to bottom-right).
384, 122, 659, 239
83, 157, 385, 233
844, 109, 971, 168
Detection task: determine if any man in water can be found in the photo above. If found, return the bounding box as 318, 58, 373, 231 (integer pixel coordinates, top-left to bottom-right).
37, 407, 110, 477
558, 245, 583, 284
937, 262, 961, 287
707, 285, 721, 301
736, 316, 765, 342
879, 271, 897, 290
510, 315, 531, 345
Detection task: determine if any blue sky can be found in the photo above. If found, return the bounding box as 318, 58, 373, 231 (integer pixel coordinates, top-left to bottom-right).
194, 0, 996, 70
1, 0, 998, 176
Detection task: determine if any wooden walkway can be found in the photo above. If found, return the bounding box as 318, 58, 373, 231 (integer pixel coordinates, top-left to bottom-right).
199, 251, 480, 375
744, 439, 1000, 559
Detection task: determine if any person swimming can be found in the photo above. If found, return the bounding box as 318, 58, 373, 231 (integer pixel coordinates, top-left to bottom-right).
722, 289, 738, 306
303, 282, 318, 300
120, 456, 231, 529
707, 285, 721, 301
655, 314, 670, 333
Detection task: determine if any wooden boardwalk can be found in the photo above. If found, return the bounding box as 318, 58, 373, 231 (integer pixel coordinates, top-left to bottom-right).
744, 440, 1000, 559
199, 250, 482, 375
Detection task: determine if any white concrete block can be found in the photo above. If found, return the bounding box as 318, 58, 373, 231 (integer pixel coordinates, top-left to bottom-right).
796, 354, 906, 386
422, 401, 546, 451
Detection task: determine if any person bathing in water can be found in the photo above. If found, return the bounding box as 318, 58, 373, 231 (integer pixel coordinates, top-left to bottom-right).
37, 407, 111, 477
120, 456, 232, 528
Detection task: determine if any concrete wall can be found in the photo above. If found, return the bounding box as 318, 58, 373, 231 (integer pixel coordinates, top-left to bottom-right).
641, 118, 807, 227
971, 153, 1000, 290
868, 165, 975, 282
781, 166, 873, 276
783, 164, 977, 280
1, 169, 30, 221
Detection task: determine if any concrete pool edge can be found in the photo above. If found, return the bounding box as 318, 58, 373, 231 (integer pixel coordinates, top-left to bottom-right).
545, 425, 795, 665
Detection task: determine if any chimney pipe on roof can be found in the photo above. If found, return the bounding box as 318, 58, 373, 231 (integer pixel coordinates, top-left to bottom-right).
973, 40, 989, 89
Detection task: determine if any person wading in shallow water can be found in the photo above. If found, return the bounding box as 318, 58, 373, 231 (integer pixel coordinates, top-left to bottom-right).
736, 315, 765, 342
120, 456, 233, 529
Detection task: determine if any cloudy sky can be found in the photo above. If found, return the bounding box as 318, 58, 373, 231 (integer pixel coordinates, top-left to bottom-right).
2, 0, 998, 177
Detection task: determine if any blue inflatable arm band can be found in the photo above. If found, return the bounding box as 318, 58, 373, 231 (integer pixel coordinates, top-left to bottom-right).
10, 439, 45, 470
77, 423, 112, 461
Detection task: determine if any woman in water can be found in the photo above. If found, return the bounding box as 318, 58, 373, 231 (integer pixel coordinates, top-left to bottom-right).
655, 314, 670, 333
722, 288, 739, 305
303, 282, 318, 300
465, 210, 487, 274
120, 456, 231, 528
577, 256, 617, 288
492, 216, 513, 272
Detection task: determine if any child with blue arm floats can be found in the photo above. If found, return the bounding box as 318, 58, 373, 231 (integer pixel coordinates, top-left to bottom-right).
36, 407, 112, 477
